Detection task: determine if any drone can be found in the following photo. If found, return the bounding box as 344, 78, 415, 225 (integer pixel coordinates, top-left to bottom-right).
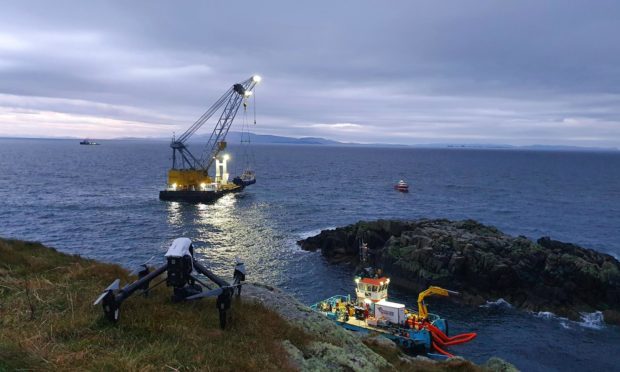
94, 237, 246, 329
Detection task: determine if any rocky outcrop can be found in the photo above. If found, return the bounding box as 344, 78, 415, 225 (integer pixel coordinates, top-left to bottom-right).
244, 283, 391, 370
298, 219, 620, 324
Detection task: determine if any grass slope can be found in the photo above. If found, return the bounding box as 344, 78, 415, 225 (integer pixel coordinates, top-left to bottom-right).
0, 238, 310, 371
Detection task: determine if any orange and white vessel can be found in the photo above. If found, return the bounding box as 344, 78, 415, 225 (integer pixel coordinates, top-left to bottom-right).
311, 267, 477, 358
394, 180, 409, 192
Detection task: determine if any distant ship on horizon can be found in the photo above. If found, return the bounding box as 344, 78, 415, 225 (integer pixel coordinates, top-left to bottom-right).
79, 139, 99, 145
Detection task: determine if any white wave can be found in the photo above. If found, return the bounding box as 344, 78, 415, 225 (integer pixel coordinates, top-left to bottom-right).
534, 311, 557, 320
297, 226, 336, 240
578, 311, 605, 330
531, 310, 605, 330
480, 298, 513, 308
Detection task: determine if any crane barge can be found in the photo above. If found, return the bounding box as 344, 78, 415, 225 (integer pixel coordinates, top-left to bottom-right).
159, 75, 261, 203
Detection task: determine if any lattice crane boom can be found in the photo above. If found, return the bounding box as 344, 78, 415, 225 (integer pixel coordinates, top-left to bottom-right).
169, 76, 260, 172
199, 78, 258, 170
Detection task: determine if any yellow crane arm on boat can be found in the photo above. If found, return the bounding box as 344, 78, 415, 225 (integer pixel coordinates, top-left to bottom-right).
417, 286, 459, 320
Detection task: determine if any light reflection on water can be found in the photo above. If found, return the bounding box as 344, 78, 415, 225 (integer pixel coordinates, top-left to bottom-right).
166, 201, 183, 226
165, 193, 318, 297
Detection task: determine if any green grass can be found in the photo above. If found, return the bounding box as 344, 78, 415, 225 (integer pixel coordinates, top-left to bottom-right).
0, 238, 312, 371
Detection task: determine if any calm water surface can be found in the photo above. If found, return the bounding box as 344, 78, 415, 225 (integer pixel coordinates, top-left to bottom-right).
1, 138, 619, 371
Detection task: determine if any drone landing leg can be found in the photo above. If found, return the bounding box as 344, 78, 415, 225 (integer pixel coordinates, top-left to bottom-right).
216, 291, 232, 329
219, 308, 227, 329
102, 291, 119, 322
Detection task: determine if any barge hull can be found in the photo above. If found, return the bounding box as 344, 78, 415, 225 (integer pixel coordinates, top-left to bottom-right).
159, 187, 242, 203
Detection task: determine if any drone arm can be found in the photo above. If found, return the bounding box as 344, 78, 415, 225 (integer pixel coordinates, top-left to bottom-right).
192, 259, 230, 288
116, 263, 168, 302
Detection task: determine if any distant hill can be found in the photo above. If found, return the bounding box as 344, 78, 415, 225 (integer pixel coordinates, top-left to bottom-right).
166, 133, 620, 151
191, 132, 411, 147
519, 144, 619, 152
221, 131, 343, 145
412, 143, 618, 152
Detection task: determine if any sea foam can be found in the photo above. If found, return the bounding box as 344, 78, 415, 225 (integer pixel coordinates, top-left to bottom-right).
480, 298, 513, 308
578, 311, 605, 330
533, 310, 605, 330
297, 227, 336, 240
534, 311, 557, 320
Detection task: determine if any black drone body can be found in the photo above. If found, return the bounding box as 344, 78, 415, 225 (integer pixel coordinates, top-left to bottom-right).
94, 238, 246, 329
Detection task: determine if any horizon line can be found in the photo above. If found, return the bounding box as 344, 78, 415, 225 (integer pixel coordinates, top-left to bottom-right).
0, 133, 618, 152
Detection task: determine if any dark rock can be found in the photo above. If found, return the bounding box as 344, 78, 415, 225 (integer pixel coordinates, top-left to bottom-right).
298, 219, 620, 325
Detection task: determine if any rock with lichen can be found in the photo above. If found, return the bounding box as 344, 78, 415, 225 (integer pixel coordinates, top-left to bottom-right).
244, 283, 391, 371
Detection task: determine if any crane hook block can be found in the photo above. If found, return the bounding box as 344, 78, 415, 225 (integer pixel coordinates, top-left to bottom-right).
233, 84, 246, 96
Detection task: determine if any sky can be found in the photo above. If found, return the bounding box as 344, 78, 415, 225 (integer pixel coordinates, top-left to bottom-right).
0, 1, 619, 147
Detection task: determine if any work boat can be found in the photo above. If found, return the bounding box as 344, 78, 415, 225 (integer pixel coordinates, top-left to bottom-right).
232, 169, 256, 187
311, 268, 476, 359
394, 180, 409, 192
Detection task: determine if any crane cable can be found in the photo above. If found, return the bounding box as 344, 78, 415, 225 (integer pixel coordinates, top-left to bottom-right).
241, 96, 251, 171
251, 87, 257, 167
253, 86, 257, 125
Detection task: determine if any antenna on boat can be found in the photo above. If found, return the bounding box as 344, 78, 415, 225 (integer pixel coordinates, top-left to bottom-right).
359, 238, 368, 263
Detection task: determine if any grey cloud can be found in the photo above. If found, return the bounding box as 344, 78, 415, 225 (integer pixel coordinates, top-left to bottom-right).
0, 0, 619, 146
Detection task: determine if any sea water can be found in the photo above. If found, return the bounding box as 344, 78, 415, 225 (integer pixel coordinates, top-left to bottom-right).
1, 138, 619, 370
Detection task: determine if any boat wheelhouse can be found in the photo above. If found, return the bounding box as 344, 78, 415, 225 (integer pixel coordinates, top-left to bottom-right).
355, 276, 389, 304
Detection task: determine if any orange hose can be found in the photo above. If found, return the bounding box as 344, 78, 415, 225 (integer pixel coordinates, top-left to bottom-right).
431, 340, 455, 358
426, 323, 477, 346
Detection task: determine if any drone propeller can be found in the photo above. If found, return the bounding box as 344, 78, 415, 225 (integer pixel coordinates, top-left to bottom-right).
130, 256, 155, 276
234, 257, 246, 276
93, 279, 120, 305
232, 258, 246, 296
94, 278, 122, 322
